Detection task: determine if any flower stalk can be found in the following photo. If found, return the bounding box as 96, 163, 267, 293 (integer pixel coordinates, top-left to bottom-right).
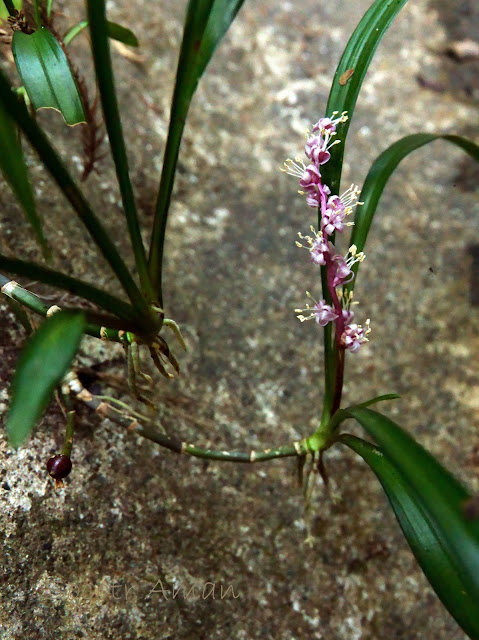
284, 111, 371, 424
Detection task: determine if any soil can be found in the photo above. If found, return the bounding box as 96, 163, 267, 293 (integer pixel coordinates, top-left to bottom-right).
0, 0, 478, 638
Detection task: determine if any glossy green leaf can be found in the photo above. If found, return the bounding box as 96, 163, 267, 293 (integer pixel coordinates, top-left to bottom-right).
342, 434, 479, 639
106, 20, 139, 47
0, 101, 49, 259
0, 251, 139, 323
6, 312, 85, 448
86, 0, 153, 301
63, 19, 139, 47
148, 0, 247, 301
0, 0, 21, 20
12, 27, 85, 126
345, 134, 479, 295
318, 0, 409, 417
343, 407, 479, 599
322, 0, 410, 197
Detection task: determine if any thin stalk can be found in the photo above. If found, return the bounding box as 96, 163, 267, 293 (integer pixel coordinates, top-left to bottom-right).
66, 370, 310, 462
320, 263, 334, 422
32, 0, 41, 26
331, 346, 345, 415
0, 254, 138, 322
86, 0, 154, 301
62, 410, 75, 456
0, 68, 154, 328
2, 0, 15, 15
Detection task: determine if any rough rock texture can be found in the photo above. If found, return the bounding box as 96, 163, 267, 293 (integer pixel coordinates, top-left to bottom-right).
0, 0, 478, 638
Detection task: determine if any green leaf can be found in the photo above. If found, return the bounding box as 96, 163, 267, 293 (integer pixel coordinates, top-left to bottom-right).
341, 434, 479, 639
46, 0, 53, 18
106, 21, 139, 47
0, 0, 21, 20
0, 67, 153, 327
12, 27, 86, 126
318, 0, 410, 418
343, 407, 479, 599
6, 311, 85, 448
86, 0, 152, 301
0, 251, 140, 323
63, 19, 88, 45
148, 0, 247, 301
63, 19, 139, 47
322, 0, 410, 197
345, 134, 479, 295
0, 101, 50, 259
355, 393, 400, 408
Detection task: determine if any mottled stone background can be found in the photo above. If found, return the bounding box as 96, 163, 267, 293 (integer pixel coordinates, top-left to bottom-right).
0, 0, 478, 638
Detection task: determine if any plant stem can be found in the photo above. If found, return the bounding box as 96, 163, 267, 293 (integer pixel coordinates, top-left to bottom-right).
65, 371, 310, 462
331, 346, 345, 414
62, 410, 75, 456
32, 0, 41, 26
2, 0, 15, 16
86, 0, 155, 302
0, 68, 155, 330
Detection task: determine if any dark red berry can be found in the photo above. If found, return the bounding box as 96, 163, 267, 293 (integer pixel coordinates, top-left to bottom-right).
46, 455, 72, 479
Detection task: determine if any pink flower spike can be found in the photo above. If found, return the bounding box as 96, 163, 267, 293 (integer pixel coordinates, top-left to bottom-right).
295, 293, 338, 326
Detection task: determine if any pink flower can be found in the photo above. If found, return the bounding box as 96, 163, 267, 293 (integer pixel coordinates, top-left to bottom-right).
295, 293, 338, 326
299, 164, 322, 189
341, 320, 371, 353
304, 132, 339, 166
330, 245, 365, 287
312, 111, 348, 134
322, 207, 346, 235
296, 227, 331, 265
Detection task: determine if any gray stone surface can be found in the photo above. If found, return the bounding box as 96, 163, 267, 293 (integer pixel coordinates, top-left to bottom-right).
0, 0, 478, 638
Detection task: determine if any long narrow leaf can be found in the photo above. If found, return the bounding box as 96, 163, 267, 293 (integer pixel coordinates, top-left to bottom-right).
322, 0, 410, 196
6, 311, 85, 448
341, 433, 479, 639
345, 134, 479, 295
318, 0, 409, 417
0, 102, 49, 259
12, 27, 85, 126
344, 407, 479, 598
148, 0, 246, 301
64, 20, 139, 47
0, 252, 139, 323
86, 0, 152, 299
0, 67, 153, 327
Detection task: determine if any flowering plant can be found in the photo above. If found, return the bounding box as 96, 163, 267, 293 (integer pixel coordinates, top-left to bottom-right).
0, 0, 479, 637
